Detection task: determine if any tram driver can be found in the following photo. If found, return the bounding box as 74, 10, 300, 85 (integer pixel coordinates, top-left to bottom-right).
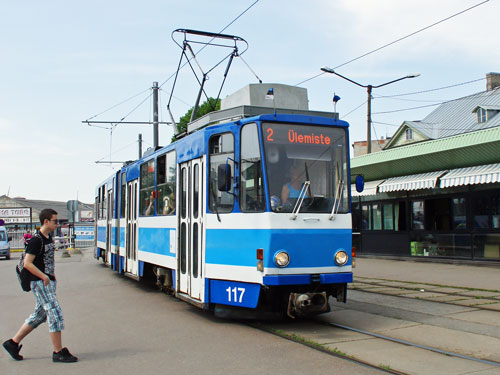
281, 162, 310, 206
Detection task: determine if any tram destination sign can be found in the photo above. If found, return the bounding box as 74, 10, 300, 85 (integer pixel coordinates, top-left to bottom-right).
263, 123, 335, 146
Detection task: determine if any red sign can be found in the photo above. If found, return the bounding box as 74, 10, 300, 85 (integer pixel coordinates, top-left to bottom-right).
266, 127, 331, 145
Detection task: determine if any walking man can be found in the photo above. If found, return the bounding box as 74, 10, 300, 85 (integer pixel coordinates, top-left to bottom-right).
3, 208, 78, 363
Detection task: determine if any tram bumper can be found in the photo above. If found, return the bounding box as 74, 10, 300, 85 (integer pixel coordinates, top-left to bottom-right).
287, 292, 329, 318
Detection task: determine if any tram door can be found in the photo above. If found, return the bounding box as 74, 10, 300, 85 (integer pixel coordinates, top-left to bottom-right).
178, 158, 204, 300
125, 180, 138, 275
105, 188, 113, 267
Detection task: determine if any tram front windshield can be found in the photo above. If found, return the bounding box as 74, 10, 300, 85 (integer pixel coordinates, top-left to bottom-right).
262, 122, 348, 214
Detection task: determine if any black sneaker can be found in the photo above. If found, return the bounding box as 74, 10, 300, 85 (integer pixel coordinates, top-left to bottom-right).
2, 339, 23, 361
52, 347, 78, 363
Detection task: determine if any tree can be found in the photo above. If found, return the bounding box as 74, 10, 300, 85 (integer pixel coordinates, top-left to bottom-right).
173, 98, 221, 141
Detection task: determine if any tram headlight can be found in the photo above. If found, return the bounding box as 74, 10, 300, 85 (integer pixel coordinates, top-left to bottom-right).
274, 251, 290, 268
334, 250, 348, 266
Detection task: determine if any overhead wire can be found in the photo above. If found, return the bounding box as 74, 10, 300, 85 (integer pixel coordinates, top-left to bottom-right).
340, 100, 367, 119
85, 88, 151, 121
295, 0, 490, 86
375, 77, 485, 98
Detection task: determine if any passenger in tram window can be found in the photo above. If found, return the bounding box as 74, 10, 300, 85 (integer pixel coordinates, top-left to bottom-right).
162, 193, 175, 215
281, 162, 309, 206
144, 191, 155, 216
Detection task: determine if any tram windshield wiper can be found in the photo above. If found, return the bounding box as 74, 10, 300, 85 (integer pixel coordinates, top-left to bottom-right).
329, 162, 345, 221
290, 181, 310, 220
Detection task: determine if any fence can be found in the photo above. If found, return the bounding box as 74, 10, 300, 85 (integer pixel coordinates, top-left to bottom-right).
8, 230, 25, 250
8, 230, 94, 250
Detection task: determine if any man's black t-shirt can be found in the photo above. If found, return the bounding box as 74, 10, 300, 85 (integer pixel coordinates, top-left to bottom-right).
26, 233, 56, 281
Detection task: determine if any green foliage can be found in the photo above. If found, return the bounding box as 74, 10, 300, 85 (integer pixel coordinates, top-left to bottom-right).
172, 97, 221, 141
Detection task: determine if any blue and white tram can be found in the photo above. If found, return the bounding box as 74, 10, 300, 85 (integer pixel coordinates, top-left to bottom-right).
95, 103, 355, 318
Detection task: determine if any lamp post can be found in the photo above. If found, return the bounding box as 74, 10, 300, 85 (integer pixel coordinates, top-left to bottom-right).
321, 67, 420, 154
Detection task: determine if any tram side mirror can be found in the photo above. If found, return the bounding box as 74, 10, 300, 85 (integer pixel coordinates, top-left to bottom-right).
355, 175, 365, 193
8, 236, 12, 242
218, 164, 232, 192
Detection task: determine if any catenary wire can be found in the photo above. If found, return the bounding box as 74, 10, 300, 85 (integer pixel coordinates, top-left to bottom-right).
376, 77, 485, 98
85, 88, 151, 121
340, 100, 367, 119
295, 0, 490, 86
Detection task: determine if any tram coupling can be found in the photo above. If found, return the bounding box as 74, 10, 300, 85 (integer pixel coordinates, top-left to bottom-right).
286, 292, 329, 318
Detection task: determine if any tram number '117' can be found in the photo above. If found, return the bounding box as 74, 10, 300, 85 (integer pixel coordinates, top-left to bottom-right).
226, 287, 245, 303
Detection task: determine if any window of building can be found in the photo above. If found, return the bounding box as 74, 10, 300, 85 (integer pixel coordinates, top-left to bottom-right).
209, 133, 235, 213
452, 198, 466, 229
360, 202, 402, 231
383, 204, 394, 230
477, 108, 487, 123
140, 159, 155, 216
412, 201, 424, 230
240, 123, 265, 212
157, 151, 176, 215
372, 204, 382, 230
472, 192, 500, 229
361, 205, 371, 230
405, 128, 413, 140
412, 197, 467, 231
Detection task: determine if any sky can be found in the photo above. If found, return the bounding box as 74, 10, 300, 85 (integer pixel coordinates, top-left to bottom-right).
1, 0, 499, 203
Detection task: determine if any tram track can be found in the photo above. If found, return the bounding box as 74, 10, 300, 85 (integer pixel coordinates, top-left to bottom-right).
351, 278, 500, 311
249, 321, 404, 374
249, 316, 500, 375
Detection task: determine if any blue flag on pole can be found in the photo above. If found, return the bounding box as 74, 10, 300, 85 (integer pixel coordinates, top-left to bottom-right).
265, 88, 274, 100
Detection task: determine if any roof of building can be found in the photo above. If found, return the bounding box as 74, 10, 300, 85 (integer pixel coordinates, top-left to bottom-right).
351, 126, 500, 182
409, 87, 500, 139
0, 195, 93, 223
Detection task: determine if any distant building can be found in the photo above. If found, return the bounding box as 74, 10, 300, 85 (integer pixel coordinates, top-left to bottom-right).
351, 72, 500, 262
352, 138, 391, 157
0, 195, 94, 232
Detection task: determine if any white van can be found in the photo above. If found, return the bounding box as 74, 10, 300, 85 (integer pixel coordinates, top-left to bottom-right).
0, 226, 11, 260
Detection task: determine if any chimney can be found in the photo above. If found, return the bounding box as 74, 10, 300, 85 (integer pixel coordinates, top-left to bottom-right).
486, 72, 500, 91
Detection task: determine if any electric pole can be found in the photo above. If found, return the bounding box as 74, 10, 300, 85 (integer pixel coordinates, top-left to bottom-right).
153, 81, 159, 149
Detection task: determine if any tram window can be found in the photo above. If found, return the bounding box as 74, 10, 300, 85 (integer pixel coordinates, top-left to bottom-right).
157, 151, 176, 216
120, 173, 126, 218
240, 123, 265, 212
140, 160, 155, 216
209, 133, 234, 213
102, 187, 107, 220
262, 123, 348, 214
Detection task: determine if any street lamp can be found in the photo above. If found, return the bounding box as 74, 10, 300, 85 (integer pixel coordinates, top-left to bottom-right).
321, 66, 420, 154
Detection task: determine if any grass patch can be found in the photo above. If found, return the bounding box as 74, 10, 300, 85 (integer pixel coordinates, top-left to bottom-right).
269, 328, 352, 358
379, 364, 392, 370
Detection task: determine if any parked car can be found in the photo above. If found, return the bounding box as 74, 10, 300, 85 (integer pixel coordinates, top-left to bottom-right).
0, 226, 11, 260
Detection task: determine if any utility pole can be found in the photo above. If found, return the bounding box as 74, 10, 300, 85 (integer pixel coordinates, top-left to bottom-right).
138, 133, 143, 159
321, 67, 420, 154
152, 81, 159, 149
366, 85, 372, 153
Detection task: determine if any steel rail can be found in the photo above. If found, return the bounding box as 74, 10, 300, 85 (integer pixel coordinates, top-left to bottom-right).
249, 323, 406, 374
329, 322, 500, 367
